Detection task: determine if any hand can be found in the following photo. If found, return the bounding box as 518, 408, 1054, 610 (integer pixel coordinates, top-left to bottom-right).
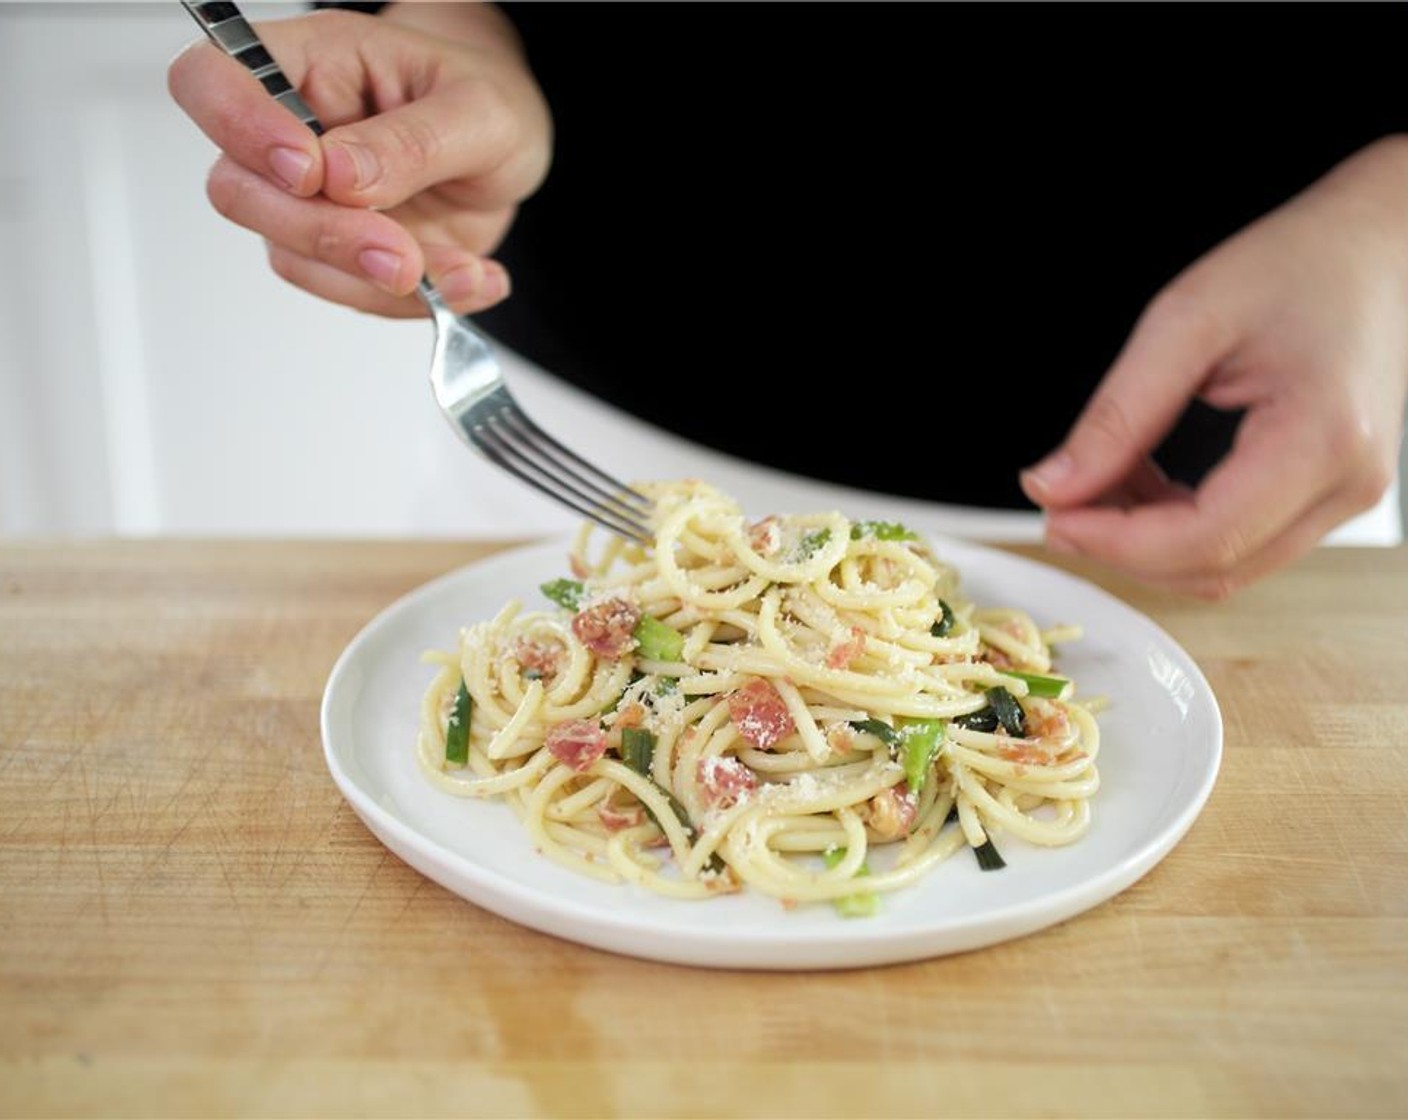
167, 3, 552, 317
1020, 135, 1408, 599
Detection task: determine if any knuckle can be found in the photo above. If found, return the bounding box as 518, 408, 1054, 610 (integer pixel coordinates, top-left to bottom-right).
204, 160, 245, 221
265, 243, 300, 284
311, 216, 354, 264
382, 112, 443, 179
1321, 403, 1393, 509
1346, 454, 1395, 512
1079, 392, 1140, 451
1189, 572, 1241, 602
1191, 524, 1251, 574
1144, 282, 1231, 354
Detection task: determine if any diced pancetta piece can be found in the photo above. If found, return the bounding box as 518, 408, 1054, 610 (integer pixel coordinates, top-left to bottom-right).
697, 756, 758, 809
728, 679, 796, 750
747, 516, 783, 557
825, 722, 858, 754
597, 800, 646, 832
512, 637, 562, 680
546, 719, 607, 772
1024, 698, 1073, 744
571, 595, 641, 660
825, 625, 867, 670
861, 783, 919, 841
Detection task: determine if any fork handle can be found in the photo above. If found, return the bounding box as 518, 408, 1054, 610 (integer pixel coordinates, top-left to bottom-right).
179, 1, 326, 136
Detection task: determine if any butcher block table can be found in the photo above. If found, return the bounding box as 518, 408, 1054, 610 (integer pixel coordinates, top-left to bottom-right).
2, 538, 1406, 1119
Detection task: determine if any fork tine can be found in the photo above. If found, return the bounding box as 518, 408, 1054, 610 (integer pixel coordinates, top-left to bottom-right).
473, 430, 654, 544
494, 400, 654, 513
470, 408, 654, 543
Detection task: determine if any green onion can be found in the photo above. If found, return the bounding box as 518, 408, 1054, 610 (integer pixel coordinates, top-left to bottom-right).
930, 599, 955, 637
795, 528, 832, 560
899, 719, 945, 794
986, 686, 1027, 737
643, 780, 725, 874
822, 847, 879, 918
952, 707, 999, 732
444, 680, 472, 765
540, 578, 585, 611
973, 837, 1006, 871
621, 727, 656, 775
999, 669, 1073, 699
850, 520, 917, 541
633, 615, 684, 661
953, 686, 1027, 736
848, 718, 901, 750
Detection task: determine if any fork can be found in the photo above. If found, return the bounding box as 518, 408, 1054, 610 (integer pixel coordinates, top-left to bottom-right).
178, 0, 655, 544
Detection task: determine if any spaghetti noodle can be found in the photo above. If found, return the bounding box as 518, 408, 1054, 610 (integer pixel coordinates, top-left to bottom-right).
417, 480, 1102, 911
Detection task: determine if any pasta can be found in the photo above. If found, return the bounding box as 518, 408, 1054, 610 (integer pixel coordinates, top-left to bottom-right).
417, 480, 1103, 912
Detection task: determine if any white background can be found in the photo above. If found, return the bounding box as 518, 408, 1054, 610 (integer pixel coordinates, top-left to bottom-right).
1, 1, 1402, 547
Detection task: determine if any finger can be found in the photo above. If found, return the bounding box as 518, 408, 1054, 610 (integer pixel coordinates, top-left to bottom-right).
1082, 457, 1195, 510
168, 37, 324, 196
265, 245, 425, 318
319, 78, 537, 212
1042, 406, 1339, 580
206, 155, 423, 296
268, 243, 512, 318
1157, 489, 1367, 600
1020, 289, 1238, 511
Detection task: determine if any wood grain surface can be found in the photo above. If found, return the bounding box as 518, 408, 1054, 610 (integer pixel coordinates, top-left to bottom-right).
2, 539, 1406, 1119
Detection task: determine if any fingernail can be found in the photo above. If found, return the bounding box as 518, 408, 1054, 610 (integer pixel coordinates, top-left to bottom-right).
481, 260, 511, 302
331, 140, 381, 190
1022, 451, 1075, 496
358, 248, 403, 292
269, 146, 313, 192
438, 260, 510, 306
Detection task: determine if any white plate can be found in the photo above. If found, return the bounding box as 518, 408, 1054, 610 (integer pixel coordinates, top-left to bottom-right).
321, 532, 1222, 970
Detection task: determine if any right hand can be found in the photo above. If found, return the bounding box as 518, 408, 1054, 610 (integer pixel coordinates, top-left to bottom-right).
168, 4, 552, 317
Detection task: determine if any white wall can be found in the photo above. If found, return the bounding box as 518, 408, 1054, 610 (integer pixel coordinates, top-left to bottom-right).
0, 2, 1402, 548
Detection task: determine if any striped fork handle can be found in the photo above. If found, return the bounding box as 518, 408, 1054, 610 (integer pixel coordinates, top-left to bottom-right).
180, 1, 326, 137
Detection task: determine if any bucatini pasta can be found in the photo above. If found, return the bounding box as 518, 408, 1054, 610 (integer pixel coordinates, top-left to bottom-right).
417, 480, 1102, 913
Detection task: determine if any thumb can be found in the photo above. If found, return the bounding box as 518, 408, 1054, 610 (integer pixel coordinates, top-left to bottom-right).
320, 81, 537, 213
1020, 288, 1238, 510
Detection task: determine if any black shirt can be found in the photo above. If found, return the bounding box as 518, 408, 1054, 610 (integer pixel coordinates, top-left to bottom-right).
348, 2, 1408, 508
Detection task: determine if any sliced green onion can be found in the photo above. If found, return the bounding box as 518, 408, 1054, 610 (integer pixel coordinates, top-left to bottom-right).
848, 718, 901, 750
633, 614, 684, 661
899, 719, 945, 794
930, 599, 955, 637
986, 686, 1027, 737
973, 838, 1006, 871
540, 578, 585, 611
644, 780, 725, 873
952, 706, 999, 732
822, 846, 879, 918
999, 669, 1073, 699
850, 520, 917, 541
620, 727, 656, 775
444, 680, 472, 765
795, 528, 832, 560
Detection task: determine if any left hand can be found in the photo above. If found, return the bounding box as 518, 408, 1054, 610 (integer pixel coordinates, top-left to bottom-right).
1020, 135, 1408, 599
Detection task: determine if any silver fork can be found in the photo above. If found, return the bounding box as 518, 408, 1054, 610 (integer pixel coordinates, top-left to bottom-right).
179, 0, 654, 544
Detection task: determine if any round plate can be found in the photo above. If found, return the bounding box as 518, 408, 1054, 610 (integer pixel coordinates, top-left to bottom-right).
320, 532, 1222, 970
